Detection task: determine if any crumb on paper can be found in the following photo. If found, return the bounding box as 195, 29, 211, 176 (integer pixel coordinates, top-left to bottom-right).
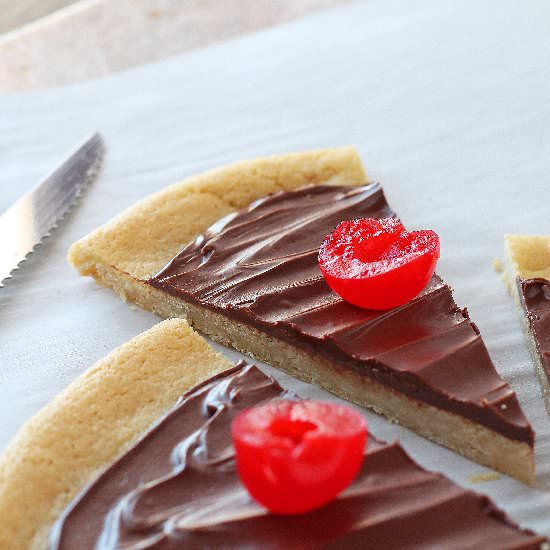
493, 258, 503, 273
469, 471, 501, 484
149, 9, 162, 18
129, 304, 138, 311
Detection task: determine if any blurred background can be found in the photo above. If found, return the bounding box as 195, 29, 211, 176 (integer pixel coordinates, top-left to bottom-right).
0, 0, 72, 33
0, 0, 349, 93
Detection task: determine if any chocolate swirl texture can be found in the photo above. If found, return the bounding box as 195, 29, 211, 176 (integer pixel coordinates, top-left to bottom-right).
149, 183, 532, 444
51, 363, 544, 549
519, 278, 550, 379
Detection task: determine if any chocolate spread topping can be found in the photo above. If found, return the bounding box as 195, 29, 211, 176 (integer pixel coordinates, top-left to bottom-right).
148, 183, 533, 444
519, 278, 550, 379
51, 363, 544, 549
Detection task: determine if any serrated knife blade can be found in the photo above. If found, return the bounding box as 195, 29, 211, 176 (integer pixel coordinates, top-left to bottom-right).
0, 133, 105, 287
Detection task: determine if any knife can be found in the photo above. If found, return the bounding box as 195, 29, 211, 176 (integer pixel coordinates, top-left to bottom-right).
0, 133, 105, 287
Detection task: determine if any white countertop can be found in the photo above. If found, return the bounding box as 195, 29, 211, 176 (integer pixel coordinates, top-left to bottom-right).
0, 0, 348, 93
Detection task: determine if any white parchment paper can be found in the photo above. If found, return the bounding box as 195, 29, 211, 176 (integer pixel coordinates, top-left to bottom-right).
2, 0, 550, 535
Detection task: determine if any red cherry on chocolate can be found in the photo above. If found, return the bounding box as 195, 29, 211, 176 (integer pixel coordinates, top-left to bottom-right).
232, 400, 367, 515
318, 217, 440, 310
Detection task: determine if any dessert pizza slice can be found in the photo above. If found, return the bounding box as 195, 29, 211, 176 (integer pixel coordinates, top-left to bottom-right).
505, 234, 550, 414
69, 147, 534, 482
0, 320, 545, 549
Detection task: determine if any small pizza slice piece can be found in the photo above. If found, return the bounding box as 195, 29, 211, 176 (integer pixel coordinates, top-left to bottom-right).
505, 234, 550, 413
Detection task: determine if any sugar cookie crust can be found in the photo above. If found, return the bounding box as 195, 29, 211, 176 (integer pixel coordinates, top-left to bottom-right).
505, 234, 550, 282
0, 319, 232, 550
69, 146, 367, 281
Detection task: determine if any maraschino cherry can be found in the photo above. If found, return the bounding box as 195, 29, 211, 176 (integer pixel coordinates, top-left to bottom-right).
232, 400, 367, 515
318, 218, 440, 310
